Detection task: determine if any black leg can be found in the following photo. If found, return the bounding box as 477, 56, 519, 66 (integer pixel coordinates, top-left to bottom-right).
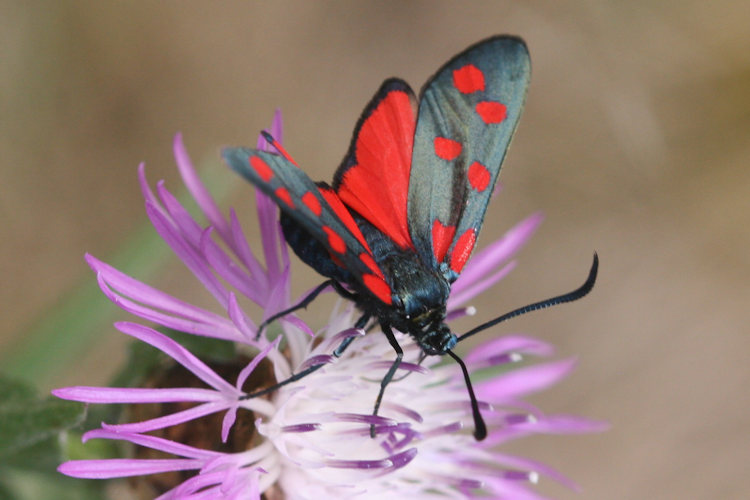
390, 351, 426, 383
370, 324, 403, 437
256, 279, 333, 339
242, 313, 371, 400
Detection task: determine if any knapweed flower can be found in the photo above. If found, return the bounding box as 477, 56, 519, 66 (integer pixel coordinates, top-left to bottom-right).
54, 112, 605, 499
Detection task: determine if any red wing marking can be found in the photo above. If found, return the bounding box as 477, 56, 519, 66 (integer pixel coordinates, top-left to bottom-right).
431, 219, 456, 263
359, 252, 384, 279
467, 161, 491, 192
261, 132, 299, 166
452, 64, 485, 94
250, 156, 273, 182
330, 253, 344, 269
476, 101, 507, 124
362, 273, 393, 304
318, 187, 371, 251
322, 226, 346, 254
450, 228, 477, 274
434, 137, 462, 160
337, 90, 416, 250
302, 191, 322, 216
275, 187, 294, 207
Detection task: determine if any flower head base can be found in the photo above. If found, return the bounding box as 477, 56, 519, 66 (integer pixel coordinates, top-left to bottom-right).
54, 113, 605, 499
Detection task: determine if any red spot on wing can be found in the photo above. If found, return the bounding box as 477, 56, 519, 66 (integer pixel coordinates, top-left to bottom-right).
322, 226, 346, 254
360, 252, 384, 279
450, 228, 477, 274
434, 137, 462, 160
452, 64, 485, 94
432, 219, 456, 263
363, 273, 392, 304
302, 191, 322, 216
330, 253, 344, 269
336, 90, 416, 250
275, 187, 294, 207
476, 101, 507, 124
318, 187, 371, 252
250, 156, 273, 182
468, 162, 491, 192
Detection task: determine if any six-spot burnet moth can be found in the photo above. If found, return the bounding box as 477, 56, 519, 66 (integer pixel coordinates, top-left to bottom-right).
223, 35, 598, 440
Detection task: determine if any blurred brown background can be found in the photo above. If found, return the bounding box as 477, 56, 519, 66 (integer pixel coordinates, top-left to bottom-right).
2, 1, 748, 499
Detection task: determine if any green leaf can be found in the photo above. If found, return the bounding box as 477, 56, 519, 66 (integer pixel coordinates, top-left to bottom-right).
0, 377, 85, 462
0, 470, 105, 500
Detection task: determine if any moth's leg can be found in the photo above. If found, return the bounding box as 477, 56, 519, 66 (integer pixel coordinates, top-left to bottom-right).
370, 323, 403, 437
256, 279, 333, 339
243, 312, 371, 399
391, 352, 427, 383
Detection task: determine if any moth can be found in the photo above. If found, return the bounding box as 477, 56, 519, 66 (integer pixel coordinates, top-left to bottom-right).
223, 36, 597, 440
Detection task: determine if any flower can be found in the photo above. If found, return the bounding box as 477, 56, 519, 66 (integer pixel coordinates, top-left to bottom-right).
54, 112, 606, 499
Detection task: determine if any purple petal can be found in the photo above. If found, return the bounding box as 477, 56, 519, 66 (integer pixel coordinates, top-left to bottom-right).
83, 429, 219, 459
101, 401, 230, 433
365, 361, 428, 374
200, 226, 264, 304
59, 458, 202, 479
381, 402, 423, 423
477, 359, 577, 401
115, 322, 238, 395
144, 201, 229, 307
236, 336, 281, 390
228, 209, 268, 289
299, 354, 334, 371
269, 109, 283, 147
448, 260, 516, 308
89, 257, 243, 342
156, 181, 205, 248
323, 327, 364, 351
526, 414, 610, 434
173, 133, 233, 245
445, 305, 476, 322
282, 314, 315, 337
324, 457, 393, 470
221, 406, 238, 443
52, 386, 221, 404
256, 189, 282, 280
227, 291, 257, 341
87, 254, 233, 328
137, 164, 164, 216
329, 413, 395, 426
452, 213, 543, 295
281, 423, 321, 433
493, 452, 580, 491
464, 335, 555, 366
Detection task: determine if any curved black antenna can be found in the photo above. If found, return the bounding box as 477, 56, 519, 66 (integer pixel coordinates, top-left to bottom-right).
446, 349, 487, 441
458, 252, 598, 343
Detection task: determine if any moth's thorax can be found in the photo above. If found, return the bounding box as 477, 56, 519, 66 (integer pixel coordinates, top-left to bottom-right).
380, 250, 450, 316
378, 250, 456, 355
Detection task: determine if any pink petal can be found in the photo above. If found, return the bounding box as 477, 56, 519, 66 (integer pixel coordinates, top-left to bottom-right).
173, 133, 233, 245
52, 386, 221, 404
477, 359, 577, 401
115, 322, 238, 394
453, 213, 543, 295
59, 458, 202, 479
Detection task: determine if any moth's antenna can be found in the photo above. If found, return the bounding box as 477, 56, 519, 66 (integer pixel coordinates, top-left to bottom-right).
446, 349, 487, 441
260, 131, 299, 166
458, 253, 598, 343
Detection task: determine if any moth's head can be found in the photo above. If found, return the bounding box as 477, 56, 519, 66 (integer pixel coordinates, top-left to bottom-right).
409, 315, 456, 355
